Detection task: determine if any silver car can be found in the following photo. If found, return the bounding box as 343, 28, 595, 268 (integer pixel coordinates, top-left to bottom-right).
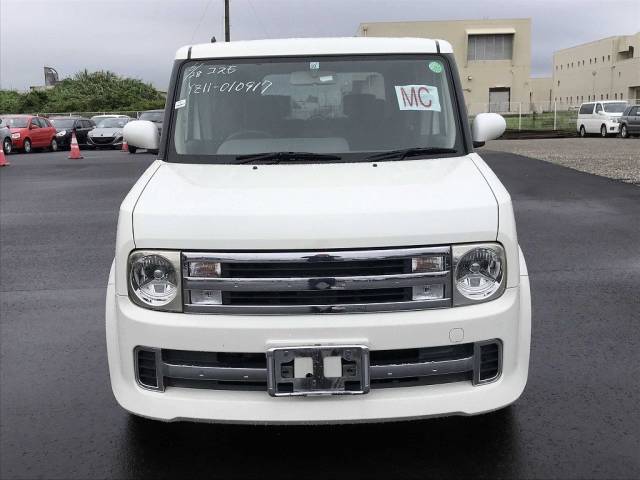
87, 116, 131, 149
0, 118, 12, 155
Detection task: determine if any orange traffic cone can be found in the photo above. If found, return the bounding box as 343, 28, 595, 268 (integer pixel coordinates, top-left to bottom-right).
121, 139, 128, 152
0, 145, 9, 167
68, 132, 83, 160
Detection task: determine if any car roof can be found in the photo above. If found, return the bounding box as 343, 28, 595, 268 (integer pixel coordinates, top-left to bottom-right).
177, 37, 453, 59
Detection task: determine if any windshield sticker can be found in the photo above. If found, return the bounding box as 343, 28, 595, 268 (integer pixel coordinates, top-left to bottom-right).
310, 62, 320, 70
428, 61, 443, 74
395, 85, 441, 111
174, 99, 186, 109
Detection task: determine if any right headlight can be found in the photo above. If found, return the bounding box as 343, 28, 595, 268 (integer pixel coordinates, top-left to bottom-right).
128, 250, 182, 311
452, 243, 506, 306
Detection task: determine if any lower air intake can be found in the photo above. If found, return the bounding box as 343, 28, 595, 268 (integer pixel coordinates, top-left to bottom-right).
473, 340, 502, 384
135, 347, 162, 390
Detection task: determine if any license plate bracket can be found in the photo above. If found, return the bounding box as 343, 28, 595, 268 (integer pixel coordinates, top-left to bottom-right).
267, 345, 370, 396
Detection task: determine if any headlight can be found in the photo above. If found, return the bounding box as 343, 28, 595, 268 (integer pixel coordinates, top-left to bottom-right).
56, 130, 67, 136
452, 243, 506, 306
128, 251, 182, 311
11, 132, 20, 139
611, 118, 619, 123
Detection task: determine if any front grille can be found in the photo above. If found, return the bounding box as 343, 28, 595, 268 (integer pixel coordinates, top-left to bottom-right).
224, 287, 411, 306
224, 259, 409, 278
90, 136, 115, 144
182, 247, 452, 314
134, 341, 502, 393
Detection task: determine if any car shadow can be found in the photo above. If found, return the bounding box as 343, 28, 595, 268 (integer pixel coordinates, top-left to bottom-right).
119, 406, 524, 479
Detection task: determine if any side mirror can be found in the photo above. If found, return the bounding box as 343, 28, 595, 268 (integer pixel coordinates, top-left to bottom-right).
123, 120, 160, 150
472, 113, 506, 148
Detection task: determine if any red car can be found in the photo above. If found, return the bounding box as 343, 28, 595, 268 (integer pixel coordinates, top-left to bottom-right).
1, 115, 58, 153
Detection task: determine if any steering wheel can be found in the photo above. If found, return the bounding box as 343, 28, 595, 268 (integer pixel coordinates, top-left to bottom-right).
225, 129, 273, 141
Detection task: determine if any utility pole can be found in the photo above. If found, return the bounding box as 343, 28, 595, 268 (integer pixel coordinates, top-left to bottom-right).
224, 0, 230, 42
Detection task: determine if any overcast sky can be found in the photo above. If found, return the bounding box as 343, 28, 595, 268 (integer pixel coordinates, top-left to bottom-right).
1, 0, 638, 90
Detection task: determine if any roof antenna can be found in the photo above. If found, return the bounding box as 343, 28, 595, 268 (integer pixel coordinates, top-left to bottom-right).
211, 36, 217, 43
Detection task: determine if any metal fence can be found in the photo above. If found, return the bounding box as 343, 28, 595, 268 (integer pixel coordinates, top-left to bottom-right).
467, 101, 640, 132
33, 111, 143, 119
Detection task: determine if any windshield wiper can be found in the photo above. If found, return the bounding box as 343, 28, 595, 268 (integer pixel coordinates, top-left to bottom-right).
364, 147, 458, 162
235, 152, 342, 164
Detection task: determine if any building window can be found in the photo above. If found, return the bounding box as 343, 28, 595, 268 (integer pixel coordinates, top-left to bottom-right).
467, 34, 514, 61
600, 94, 603, 100
590, 59, 592, 64
602, 56, 605, 62
594, 57, 597, 63
561, 64, 563, 70
557, 80, 560, 86
607, 54, 610, 61
615, 93, 617, 99
555, 65, 558, 70
606, 93, 609, 99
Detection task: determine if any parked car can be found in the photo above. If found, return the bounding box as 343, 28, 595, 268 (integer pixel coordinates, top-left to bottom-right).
0, 119, 11, 155
87, 116, 130, 149
90, 114, 130, 124
111, 37, 531, 424
126, 109, 163, 153
0, 115, 58, 153
617, 104, 640, 138
49, 116, 95, 149
577, 100, 628, 137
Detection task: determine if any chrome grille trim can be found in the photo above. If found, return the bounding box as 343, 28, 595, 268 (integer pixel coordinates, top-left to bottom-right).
182, 247, 451, 314
370, 356, 473, 379
183, 271, 449, 291
182, 246, 450, 264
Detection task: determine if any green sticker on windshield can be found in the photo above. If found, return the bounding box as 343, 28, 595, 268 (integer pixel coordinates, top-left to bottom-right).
428, 61, 443, 73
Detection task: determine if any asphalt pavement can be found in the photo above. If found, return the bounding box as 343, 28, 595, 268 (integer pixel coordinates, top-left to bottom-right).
1, 149, 638, 479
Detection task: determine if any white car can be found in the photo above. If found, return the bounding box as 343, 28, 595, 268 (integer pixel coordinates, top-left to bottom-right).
109, 37, 531, 424
577, 100, 628, 137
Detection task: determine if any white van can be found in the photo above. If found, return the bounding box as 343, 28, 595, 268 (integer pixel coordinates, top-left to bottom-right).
112, 37, 531, 424
577, 100, 628, 137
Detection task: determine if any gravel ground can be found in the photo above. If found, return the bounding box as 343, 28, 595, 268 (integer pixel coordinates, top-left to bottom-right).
486, 137, 640, 185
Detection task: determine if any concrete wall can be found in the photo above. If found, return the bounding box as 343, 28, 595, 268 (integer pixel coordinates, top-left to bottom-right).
356, 18, 532, 114
552, 32, 640, 106
529, 76, 553, 110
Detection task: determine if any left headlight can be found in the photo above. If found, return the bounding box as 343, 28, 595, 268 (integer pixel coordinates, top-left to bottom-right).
128, 250, 182, 311
56, 130, 66, 136
452, 243, 506, 306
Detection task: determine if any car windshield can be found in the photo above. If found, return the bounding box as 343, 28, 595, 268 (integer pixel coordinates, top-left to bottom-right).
170, 55, 463, 163
139, 111, 163, 123
2, 117, 29, 128
50, 118, 77, 129
603, 102, 627, 113
96, 118, 128, 128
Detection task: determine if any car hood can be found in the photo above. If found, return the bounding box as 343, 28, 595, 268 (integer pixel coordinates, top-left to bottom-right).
132, 156, 498, 250
89, 127, 122, 136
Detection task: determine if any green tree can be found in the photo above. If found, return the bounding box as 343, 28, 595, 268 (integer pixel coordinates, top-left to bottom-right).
0, 70, 165, 114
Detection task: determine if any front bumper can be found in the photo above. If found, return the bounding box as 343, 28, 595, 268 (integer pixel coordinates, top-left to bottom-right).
87, 136, 123, 148
606, 120, 620, 133
106, 267, 531, 424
